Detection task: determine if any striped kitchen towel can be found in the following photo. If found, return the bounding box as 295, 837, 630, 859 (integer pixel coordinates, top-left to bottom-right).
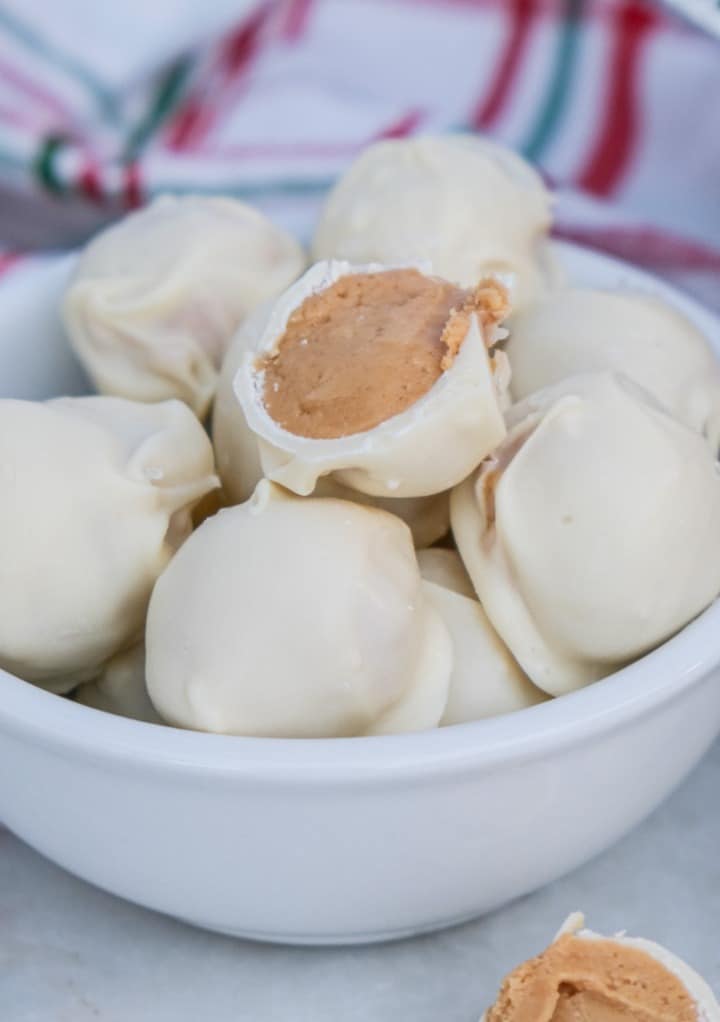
0, 0, 718, 309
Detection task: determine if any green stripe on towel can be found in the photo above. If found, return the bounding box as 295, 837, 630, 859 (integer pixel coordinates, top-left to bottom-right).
123, 56, 195, 158
33, 134, 67, 194
522, 0, 584, 162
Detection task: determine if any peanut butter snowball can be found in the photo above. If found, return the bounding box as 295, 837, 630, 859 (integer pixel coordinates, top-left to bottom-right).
312, 134, 558, 307
74, 645, 162, 724
0, 397, 218, 693
418, 550, 546, 725
63, 195, 305, 418
482, 913, 720, 1022
505, 288, 720, 450
146, 481, 452, 738
451, 373, 720, 695
212, 304, 451, 547
313, 479, 450, 550
237, 260, 510, 499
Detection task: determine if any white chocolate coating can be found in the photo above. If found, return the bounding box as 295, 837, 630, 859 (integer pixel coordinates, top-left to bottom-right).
63, 195, 306, 417
506, 287, 720, 448
236, 260, 509, 499
419, 552, 546, 725
212, 303, 267, 503
313, 134, 557, 307
451, 373, 720, 695
74, 645, 162, 724
312, 479, 450, 550
0, 396, 218, 693
146, 481, 452, 737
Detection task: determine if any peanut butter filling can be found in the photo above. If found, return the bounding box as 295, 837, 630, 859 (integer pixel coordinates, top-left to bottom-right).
259, 269, 508, 439
485, 934, 697, 1022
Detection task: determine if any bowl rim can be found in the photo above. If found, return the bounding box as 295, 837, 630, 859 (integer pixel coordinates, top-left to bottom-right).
0, 604, 717, 783
1, 240, 720, 786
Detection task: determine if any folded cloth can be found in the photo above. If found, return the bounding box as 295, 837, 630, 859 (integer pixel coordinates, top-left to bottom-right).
0, 0, 718, 310
663, 0, 720, 37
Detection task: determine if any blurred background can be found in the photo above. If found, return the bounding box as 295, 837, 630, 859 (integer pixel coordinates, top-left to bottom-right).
0, 0, 718, 307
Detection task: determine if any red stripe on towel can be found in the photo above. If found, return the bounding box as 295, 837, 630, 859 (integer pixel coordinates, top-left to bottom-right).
222, 5, 271, 74
78, 158, 104, 204
122, 162, 143, 208
576, 1, 658, 196
166, 5, 271, 151
471, 0, 537, 129
0, 253, 21, 277
374, 108, 425, 140
280, 0, 314, 41
553, 223, 720, 271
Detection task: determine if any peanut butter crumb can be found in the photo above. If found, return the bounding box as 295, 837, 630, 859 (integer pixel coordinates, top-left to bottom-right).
259, 269, 508, 440
440, 278, 509, 371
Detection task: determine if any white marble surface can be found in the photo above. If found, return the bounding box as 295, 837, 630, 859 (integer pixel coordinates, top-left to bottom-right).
1, 739, 718, 1022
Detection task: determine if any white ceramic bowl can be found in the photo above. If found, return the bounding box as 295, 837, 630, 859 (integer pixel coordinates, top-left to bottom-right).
1, 243, 719, 945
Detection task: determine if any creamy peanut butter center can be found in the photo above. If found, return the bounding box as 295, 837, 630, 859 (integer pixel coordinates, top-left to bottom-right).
259, 269, 507, 439
486, 935, 697, 1022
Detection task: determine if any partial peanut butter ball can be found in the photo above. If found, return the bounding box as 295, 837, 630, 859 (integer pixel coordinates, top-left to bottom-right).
146, 481, 452, 738
505, 287, 720, 449
236, 260, 510, 499
416, 548, 476, 598
63, 196, 306, 418
213, 314, 450, 546
313, 134, 557, 307
74, 645, 162, 724
313, 479, 450, 550
417, 550, 546, 725
0, 397, 218, 693
482, 912, 720, 1022
451, 373, 720, 696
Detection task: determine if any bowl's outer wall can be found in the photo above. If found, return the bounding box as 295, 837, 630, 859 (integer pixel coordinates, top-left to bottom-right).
0, 667, 718, 942
1, 242, 720, 942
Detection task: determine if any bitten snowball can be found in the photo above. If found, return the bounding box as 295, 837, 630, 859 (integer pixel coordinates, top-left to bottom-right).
482, 912, 720, 1022
146, 481, 452, 737
0, 397, 218, 692
63, 195, 305, 417
213, 314, 450, 546
451, 373, 720, 695
236, 261, 510, 498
